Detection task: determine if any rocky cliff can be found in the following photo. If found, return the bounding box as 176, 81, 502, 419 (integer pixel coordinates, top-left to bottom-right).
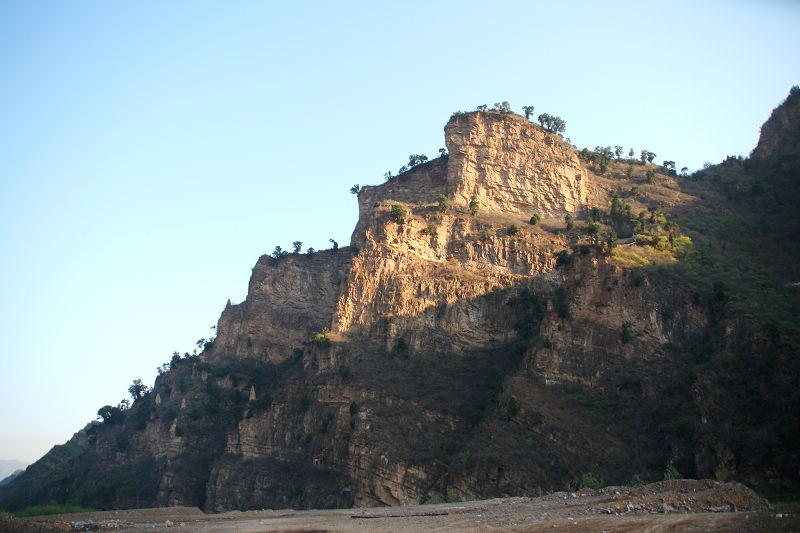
219, 110, 599, 361
445, 112, 595, 217
2, 96, 798, 513
213, 250, 356, 363
750, 86, 800, 162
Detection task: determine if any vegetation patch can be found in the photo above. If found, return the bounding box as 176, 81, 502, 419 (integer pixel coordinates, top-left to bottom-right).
12, 503, 97, 517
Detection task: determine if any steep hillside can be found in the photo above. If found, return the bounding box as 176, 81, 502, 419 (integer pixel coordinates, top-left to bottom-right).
2, 91, 798, 513
0, 462, 27, 485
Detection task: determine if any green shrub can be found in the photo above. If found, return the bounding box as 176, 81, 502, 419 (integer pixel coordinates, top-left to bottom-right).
14, 504, 98, 518
565, 213, 575, 230
529, 213, 541, 225
554, 286, 570, 318
621, 321, 633, 343
629, 474, 646, 487
390, 204, 407, 222
469, 195, 480, 216
507, 393, 520, 416
508, 224, 520, 235
437, 194, 450, 213
605, 231, 618, 256
579, 472, 602, 490
391, 337, 410, 358
310, 329, 332, 348
663, 460, 682, 480
509, 289, 545, 340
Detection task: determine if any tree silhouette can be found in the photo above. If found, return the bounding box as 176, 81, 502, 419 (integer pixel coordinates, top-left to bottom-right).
493, 101, 511, 113
407, 154, 428, 168
128, 379, 149, 401
97, 405, 124, 424
537, 113, 566, 133
522, 105, 535, 120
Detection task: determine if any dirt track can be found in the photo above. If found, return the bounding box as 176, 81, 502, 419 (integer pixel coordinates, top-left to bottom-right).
10, 479, 800, 532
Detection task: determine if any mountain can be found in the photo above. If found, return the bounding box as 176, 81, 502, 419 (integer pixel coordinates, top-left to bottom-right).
0, 462, 26, 488
0, 472, 22, 488
1, 90, 798, 512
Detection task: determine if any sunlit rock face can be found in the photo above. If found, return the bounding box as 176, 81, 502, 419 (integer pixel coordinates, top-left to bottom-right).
445, 111, 595, 218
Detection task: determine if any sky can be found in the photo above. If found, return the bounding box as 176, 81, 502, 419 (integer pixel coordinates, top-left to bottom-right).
0, 0, 798, 464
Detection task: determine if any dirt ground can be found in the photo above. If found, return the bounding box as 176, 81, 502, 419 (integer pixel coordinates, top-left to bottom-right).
6, 479, 800, 532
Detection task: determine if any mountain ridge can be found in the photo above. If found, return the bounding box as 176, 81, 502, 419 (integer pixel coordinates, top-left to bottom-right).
0, 461, 27, 488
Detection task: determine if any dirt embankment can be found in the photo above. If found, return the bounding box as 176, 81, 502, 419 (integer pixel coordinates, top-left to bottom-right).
8, 479, 800, 532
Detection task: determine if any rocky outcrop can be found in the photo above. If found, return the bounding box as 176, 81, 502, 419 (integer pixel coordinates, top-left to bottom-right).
531, 257, 707, 387
352, 112, 599, 247
212, 250, 355, 363
750, 86, 800, 161
445, 112, 596, 217
222, 112, 593, 361
337, 212, 563, 354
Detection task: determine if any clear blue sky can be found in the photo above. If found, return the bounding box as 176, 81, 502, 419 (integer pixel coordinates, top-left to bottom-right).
0, 1, 798, 463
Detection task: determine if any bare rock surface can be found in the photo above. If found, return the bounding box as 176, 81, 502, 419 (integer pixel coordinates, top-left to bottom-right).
445, 112, 596, 217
